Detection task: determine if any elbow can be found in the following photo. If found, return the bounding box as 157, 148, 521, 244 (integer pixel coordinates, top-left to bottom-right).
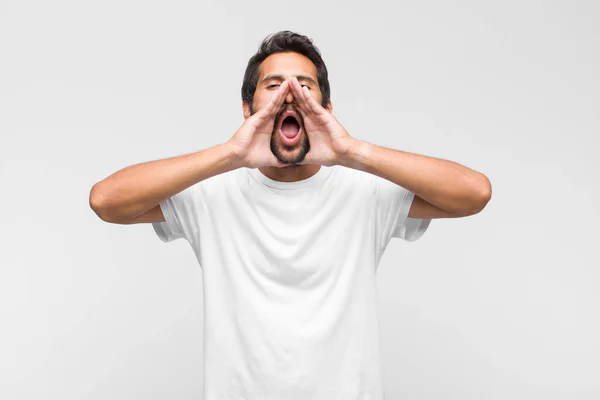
469, 174, 492, 215
89, 183, 115, 223
452, 174, 492, 217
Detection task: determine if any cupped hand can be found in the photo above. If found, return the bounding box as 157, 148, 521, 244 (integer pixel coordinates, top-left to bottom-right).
287, 77, 357, 167
227, 80, 290, 169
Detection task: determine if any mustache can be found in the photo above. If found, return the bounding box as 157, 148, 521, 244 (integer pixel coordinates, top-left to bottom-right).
274, 104, 304, 128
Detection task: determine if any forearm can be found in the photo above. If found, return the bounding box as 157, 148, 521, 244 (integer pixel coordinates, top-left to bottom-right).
90, 142, 241, 222
341, 139, 491, 214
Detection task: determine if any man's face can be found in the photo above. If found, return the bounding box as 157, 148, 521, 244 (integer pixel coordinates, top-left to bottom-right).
244, 52, 329, 165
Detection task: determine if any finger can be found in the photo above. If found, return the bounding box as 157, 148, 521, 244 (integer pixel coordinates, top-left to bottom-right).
259, 80, 289, 119
259, 81, 285, 119
302, 85, 326, 116
289, 77, 311, 114
268, 80, 290, 117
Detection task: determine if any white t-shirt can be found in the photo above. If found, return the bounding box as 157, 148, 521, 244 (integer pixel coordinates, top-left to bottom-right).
152, 165, 431, 400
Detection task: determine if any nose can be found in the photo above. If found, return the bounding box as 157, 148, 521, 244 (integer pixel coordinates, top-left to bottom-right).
284, 91, 294, 104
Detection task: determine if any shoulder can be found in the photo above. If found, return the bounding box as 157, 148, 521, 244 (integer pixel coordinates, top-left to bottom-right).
326, 165, 378, 201
333, 165, 377, 190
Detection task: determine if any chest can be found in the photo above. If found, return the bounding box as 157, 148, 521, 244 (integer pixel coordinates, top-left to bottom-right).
197, 184, 379, 278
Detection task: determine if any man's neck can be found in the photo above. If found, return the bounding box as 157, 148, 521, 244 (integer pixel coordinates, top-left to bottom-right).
258, 164, 321, 182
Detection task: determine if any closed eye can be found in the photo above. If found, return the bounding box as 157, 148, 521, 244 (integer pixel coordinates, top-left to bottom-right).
267, 84, 310, 89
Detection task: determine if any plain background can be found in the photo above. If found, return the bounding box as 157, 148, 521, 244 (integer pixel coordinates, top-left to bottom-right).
1, 0, 598, 399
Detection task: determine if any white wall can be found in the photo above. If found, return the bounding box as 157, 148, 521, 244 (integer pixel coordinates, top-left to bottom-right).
1, 0, 598, 399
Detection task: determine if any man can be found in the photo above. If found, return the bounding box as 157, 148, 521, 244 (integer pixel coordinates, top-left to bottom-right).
90, 31, 491, 400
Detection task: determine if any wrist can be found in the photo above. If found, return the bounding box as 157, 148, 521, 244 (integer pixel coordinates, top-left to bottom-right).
223, 140, 247, 170
338, 138, 370, 171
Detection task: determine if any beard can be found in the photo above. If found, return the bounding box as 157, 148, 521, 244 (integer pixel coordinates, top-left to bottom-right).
252, 103, 310, 165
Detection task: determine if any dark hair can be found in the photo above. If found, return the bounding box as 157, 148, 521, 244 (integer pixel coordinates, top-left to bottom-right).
241, 31, 331, 112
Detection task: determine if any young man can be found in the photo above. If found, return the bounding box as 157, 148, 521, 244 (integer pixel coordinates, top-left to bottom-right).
90, 31, 491, 400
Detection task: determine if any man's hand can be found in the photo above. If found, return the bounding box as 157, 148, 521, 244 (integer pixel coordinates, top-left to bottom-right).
287, 77, 357, 167
226, 81, 290, 169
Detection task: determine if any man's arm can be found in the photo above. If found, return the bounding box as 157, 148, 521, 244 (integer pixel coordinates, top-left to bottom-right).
340, 140, 492, 218
283, 76, 491, 219
89, 143, 240, 224
90, 82, 294, 225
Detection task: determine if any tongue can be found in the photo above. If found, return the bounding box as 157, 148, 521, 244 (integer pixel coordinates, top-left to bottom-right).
281, 119, 300, 138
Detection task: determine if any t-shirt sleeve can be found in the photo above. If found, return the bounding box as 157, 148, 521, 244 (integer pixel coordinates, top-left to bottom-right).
152, 184, 201, 244
373, 175, 431, 243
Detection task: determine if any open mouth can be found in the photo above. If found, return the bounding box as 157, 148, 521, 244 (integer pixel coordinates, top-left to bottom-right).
278, 113, 302, 146
281, 116, 300, 138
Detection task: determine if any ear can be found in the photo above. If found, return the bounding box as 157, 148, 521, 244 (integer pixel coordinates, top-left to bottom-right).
325, 99, 333, 113
242, 100, 252, 119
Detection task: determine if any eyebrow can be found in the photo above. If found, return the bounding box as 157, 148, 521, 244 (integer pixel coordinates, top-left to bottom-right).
260, 74, 318, 86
